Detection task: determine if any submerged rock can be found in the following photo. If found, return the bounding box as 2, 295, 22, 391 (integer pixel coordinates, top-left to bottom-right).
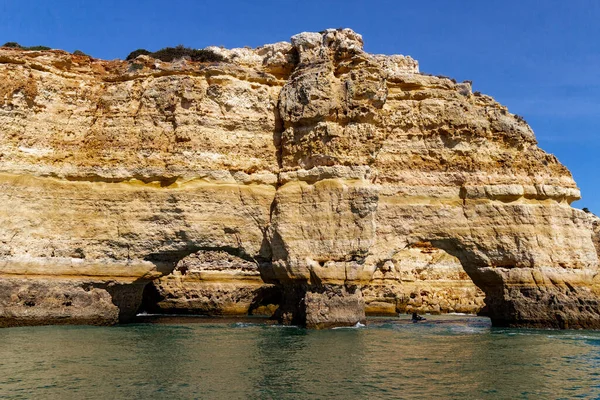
0, 29, 598, 328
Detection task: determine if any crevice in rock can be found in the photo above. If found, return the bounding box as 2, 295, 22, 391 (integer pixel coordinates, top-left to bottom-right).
273, 105, 284, 171
39, 173, 181, 187
138, 281, 164, 315
248, 285, 283, 316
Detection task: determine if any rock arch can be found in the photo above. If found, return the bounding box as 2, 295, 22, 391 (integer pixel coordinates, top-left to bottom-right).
140, 249, 280, 316
1, 28, 599, 329
268, 29, 600, 329
363, 243, 485, 316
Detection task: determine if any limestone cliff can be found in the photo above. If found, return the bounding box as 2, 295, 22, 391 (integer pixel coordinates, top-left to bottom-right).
592, 214, 600, 260
0, 29, 598, 329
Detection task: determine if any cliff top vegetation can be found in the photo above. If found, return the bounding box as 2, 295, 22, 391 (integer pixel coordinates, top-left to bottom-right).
125, 45, 224, 63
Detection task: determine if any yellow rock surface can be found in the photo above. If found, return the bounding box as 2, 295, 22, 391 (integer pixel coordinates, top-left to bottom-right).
0, 29, 598, 328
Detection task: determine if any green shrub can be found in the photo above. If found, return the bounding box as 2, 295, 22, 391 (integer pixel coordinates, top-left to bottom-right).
126, 49, 152, 60
125, 45, 224, 63
151, 45, 224, 62
73, 50, 88, 56
2, 42, 52, 51
514, 114, 526, 123
128, 63, 144, 72
26, 45, 51, 51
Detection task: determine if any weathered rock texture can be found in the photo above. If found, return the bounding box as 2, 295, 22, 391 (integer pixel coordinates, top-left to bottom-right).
592, 214, 600, 259
363, 243, 485, 316
1, 29, 598, 328
144, 250, 280, 316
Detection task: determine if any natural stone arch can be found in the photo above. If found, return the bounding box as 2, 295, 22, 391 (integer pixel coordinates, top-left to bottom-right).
267, 24, 600, 328
426, 238, 510, 324
426, 234, 600, 329
1, 28, 599, 331
140, 248, 280, 317
363, 243, 486, 316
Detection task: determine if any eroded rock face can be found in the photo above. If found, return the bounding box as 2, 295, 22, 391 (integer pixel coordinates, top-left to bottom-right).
144, 250, 279, 315
0, 42, 282, 326
0, 28, 598, 328
363, 244, 485, 316
0, 279, 146, 327
592, 214, 600, 259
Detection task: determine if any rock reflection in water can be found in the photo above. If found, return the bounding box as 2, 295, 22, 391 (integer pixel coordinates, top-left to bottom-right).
0, 316, 599, 399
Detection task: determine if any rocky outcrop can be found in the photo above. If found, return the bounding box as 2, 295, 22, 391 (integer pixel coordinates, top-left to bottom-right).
0, 279, 137, 327
1, 29, 598, 329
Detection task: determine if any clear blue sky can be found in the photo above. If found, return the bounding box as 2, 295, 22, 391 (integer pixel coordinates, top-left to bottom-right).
2, 0, 598, 213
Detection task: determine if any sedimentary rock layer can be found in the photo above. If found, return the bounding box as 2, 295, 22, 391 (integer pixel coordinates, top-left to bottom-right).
1, 29, 598, 328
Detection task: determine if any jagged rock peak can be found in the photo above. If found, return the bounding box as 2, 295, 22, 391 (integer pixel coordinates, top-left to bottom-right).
291, 28, 364, 63
206, 28, 418, 74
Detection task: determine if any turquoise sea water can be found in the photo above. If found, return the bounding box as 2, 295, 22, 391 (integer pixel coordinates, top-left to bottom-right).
1, 315, 599, 399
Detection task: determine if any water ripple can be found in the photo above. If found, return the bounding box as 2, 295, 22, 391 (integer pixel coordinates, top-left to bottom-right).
0, 315, 599, 399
